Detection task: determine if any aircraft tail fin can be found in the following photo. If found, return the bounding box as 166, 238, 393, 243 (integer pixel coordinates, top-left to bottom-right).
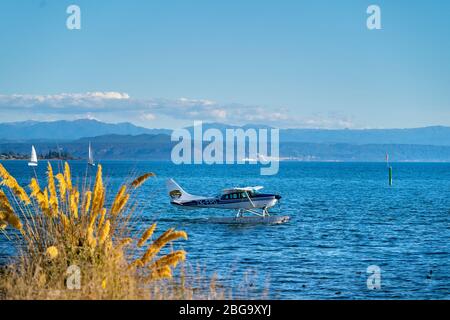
167, 178, 208, 203
166, 178, 190, 202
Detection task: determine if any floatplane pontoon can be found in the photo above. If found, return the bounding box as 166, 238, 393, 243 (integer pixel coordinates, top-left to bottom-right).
166, 179, 290, 224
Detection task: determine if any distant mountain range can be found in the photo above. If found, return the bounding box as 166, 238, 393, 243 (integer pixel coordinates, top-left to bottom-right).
0, 119, 170, 141
185, 122, 450, 146
2, 119, 450, 146
2, 119, 450, 161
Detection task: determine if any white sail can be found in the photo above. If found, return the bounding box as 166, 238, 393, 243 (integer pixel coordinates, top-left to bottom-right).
28, 145, 38, 167
88, 142, 95, 166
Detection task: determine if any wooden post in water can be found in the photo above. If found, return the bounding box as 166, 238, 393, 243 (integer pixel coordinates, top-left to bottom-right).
386, 152, 393, 186
388, 166, 393, 186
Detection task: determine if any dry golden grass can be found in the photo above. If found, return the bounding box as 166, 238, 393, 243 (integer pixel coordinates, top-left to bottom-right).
0, 163, 227, 300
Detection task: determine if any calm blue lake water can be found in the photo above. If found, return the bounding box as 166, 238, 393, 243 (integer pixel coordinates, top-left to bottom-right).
1, 161, 450, 299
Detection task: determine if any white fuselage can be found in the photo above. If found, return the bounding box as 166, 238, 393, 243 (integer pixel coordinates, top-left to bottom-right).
171, 195, 279, 210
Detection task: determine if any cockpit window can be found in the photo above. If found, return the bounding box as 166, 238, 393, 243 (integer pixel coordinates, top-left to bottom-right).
221, 192, 252, 200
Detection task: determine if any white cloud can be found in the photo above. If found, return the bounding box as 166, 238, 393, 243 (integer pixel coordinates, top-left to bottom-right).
210, 109, 227, 119
299, 112, 355, 129
84, 113, 100, 121
141, 113, 156, 121
87, 92, 130, 100
0, 92, 355, 129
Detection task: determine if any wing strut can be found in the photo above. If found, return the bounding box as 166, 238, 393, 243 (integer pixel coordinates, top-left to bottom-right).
244, 190, 256, 208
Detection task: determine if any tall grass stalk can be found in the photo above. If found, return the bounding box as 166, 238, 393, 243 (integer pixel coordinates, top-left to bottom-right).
0, 162, 224, 299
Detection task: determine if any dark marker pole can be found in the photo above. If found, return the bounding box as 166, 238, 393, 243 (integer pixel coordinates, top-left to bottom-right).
386, 152, 393, 186
389, 166, 393, 186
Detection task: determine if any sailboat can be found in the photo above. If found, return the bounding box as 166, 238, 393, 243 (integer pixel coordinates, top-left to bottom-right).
88, 142, 95, 167
28, 145, 38, 167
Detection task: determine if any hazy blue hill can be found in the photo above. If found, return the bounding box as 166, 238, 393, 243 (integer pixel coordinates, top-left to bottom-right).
76, 133, 170, 144
0, 119, 170, 140
280, 126, 450, 146
68, 134, 173, 160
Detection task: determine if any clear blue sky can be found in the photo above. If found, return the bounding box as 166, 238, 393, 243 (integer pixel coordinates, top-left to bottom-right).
0, 0, 449, 129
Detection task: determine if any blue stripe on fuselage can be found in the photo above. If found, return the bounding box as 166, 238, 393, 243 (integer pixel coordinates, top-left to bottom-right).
173, 194, 277, 207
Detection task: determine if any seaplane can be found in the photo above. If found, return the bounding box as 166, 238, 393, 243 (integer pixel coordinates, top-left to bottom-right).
166, 179, 290, 224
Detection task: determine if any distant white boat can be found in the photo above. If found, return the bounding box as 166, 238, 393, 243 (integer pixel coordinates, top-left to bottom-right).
28, 145, 38, 167
88, 142, 95, 166
241, 153, 280, 163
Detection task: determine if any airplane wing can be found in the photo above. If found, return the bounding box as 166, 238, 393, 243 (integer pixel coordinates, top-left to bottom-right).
222, 186, 264, 193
